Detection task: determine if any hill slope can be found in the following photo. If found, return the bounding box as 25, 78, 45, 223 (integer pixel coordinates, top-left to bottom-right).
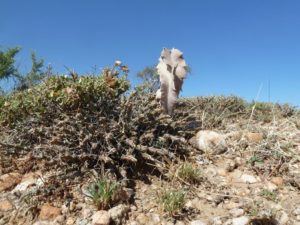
0, 69, 299, 225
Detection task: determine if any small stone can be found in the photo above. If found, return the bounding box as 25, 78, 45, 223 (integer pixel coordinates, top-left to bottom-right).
69, 201, 76, 212
217, 168, 227, 176
294, 207, 300, 216
229, 208, 244, 217
185, 200, 194, 208
245, 132, 263, 144
150, 213, 161, 224
66, 217, 76, 225
279, 211, 289, 224
211, 217, 222, 225
108, 204, 129, 225
136, 213, 149, 224
296, 215, 300, 221
205, 166, 217, 178
175, 222, 185, 225
39, 204, 61, 220
130, 205, 137, 211
235, 157, 242, 166
13, 172, 43, 193
266, 181, 278, 191
128, 222, 138, 225
92, 210, 111, 225
232, 216, 249, 225
76, 218, 89, 225
190, 130, 228, 154
0, 172, 22, 192
225, 160, 237, 172
62, 204, 69, 214
227, 131, 243, 141
190, 220, 207, 225
0, 199, 14, 211
271, 177, 284, 187
54, 215, 65, 224
82, 208, 93, 219
32, 221, 51, 225
241, 174, 259, 184
225, 202, 241, 210
165, 222, 175, 225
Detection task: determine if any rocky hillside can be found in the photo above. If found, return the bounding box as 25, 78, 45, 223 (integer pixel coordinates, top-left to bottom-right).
0, 66, 299, 225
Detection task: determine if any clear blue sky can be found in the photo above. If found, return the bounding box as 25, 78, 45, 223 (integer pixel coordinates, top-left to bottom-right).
1, 0, 299, 106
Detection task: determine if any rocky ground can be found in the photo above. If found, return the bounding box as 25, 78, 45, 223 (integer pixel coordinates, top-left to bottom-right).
1, 106, 299, 225
0, 72, 299, 225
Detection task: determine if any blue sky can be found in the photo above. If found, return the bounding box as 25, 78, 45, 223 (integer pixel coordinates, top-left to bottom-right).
1, 0, 300, 106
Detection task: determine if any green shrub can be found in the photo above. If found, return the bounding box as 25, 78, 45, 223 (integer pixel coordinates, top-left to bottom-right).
0, 65, 130, 125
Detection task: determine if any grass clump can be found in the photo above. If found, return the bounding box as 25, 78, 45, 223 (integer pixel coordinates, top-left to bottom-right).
87, 177, 121, 210
177, 163, 202, 184
259, 189, 277, 201
159, 190, 186, 215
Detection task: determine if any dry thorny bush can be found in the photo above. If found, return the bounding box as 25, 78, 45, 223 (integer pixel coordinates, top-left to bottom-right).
0, 63, 299, 208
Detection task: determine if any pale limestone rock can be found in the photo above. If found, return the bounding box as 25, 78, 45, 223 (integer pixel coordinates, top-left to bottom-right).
279, 211, 289, 224
108, 204, 129, 225
92, 210, 110, 225
190, 130, 228, 154
190, 220, 207, 225
232, 216, 249, 225
229, 208, 244, 217
241, 174, 259, 184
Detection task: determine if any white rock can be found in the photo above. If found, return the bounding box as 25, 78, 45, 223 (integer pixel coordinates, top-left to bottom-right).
176, 221, 185, 225
190, 130, 228, 154
232, 216, 249, 225
296, 215, 300, 221
266, 181, 278, 191
223, 219, 232, 225
92, 211, 110, 225
294, 207, 300, 216
66, 217, 76, 225
241, 174, 259, 184
128, 222, 138, 225
149, 213, 160, 224
190, 220, 207, 225
32, 222, 50, 225
279, 211, 289, 224
82, 208, 93, 219
229, 208, 244, 217
211, 217, 222, 225
108, 204, 129, 225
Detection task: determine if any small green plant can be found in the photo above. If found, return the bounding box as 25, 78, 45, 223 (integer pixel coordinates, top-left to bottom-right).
177, 163, 202, 184
247, 155, 264, 166
87, 177, 121, 210
159, 190, 185, 215
259, 189, 277, 201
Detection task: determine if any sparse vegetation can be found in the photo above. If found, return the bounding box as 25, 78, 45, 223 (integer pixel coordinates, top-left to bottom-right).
259, 189, 277, 201
87, 177, 121, 210
0, 59, 299, 224
177, 163, 202, 184
159, 190, 186, 215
